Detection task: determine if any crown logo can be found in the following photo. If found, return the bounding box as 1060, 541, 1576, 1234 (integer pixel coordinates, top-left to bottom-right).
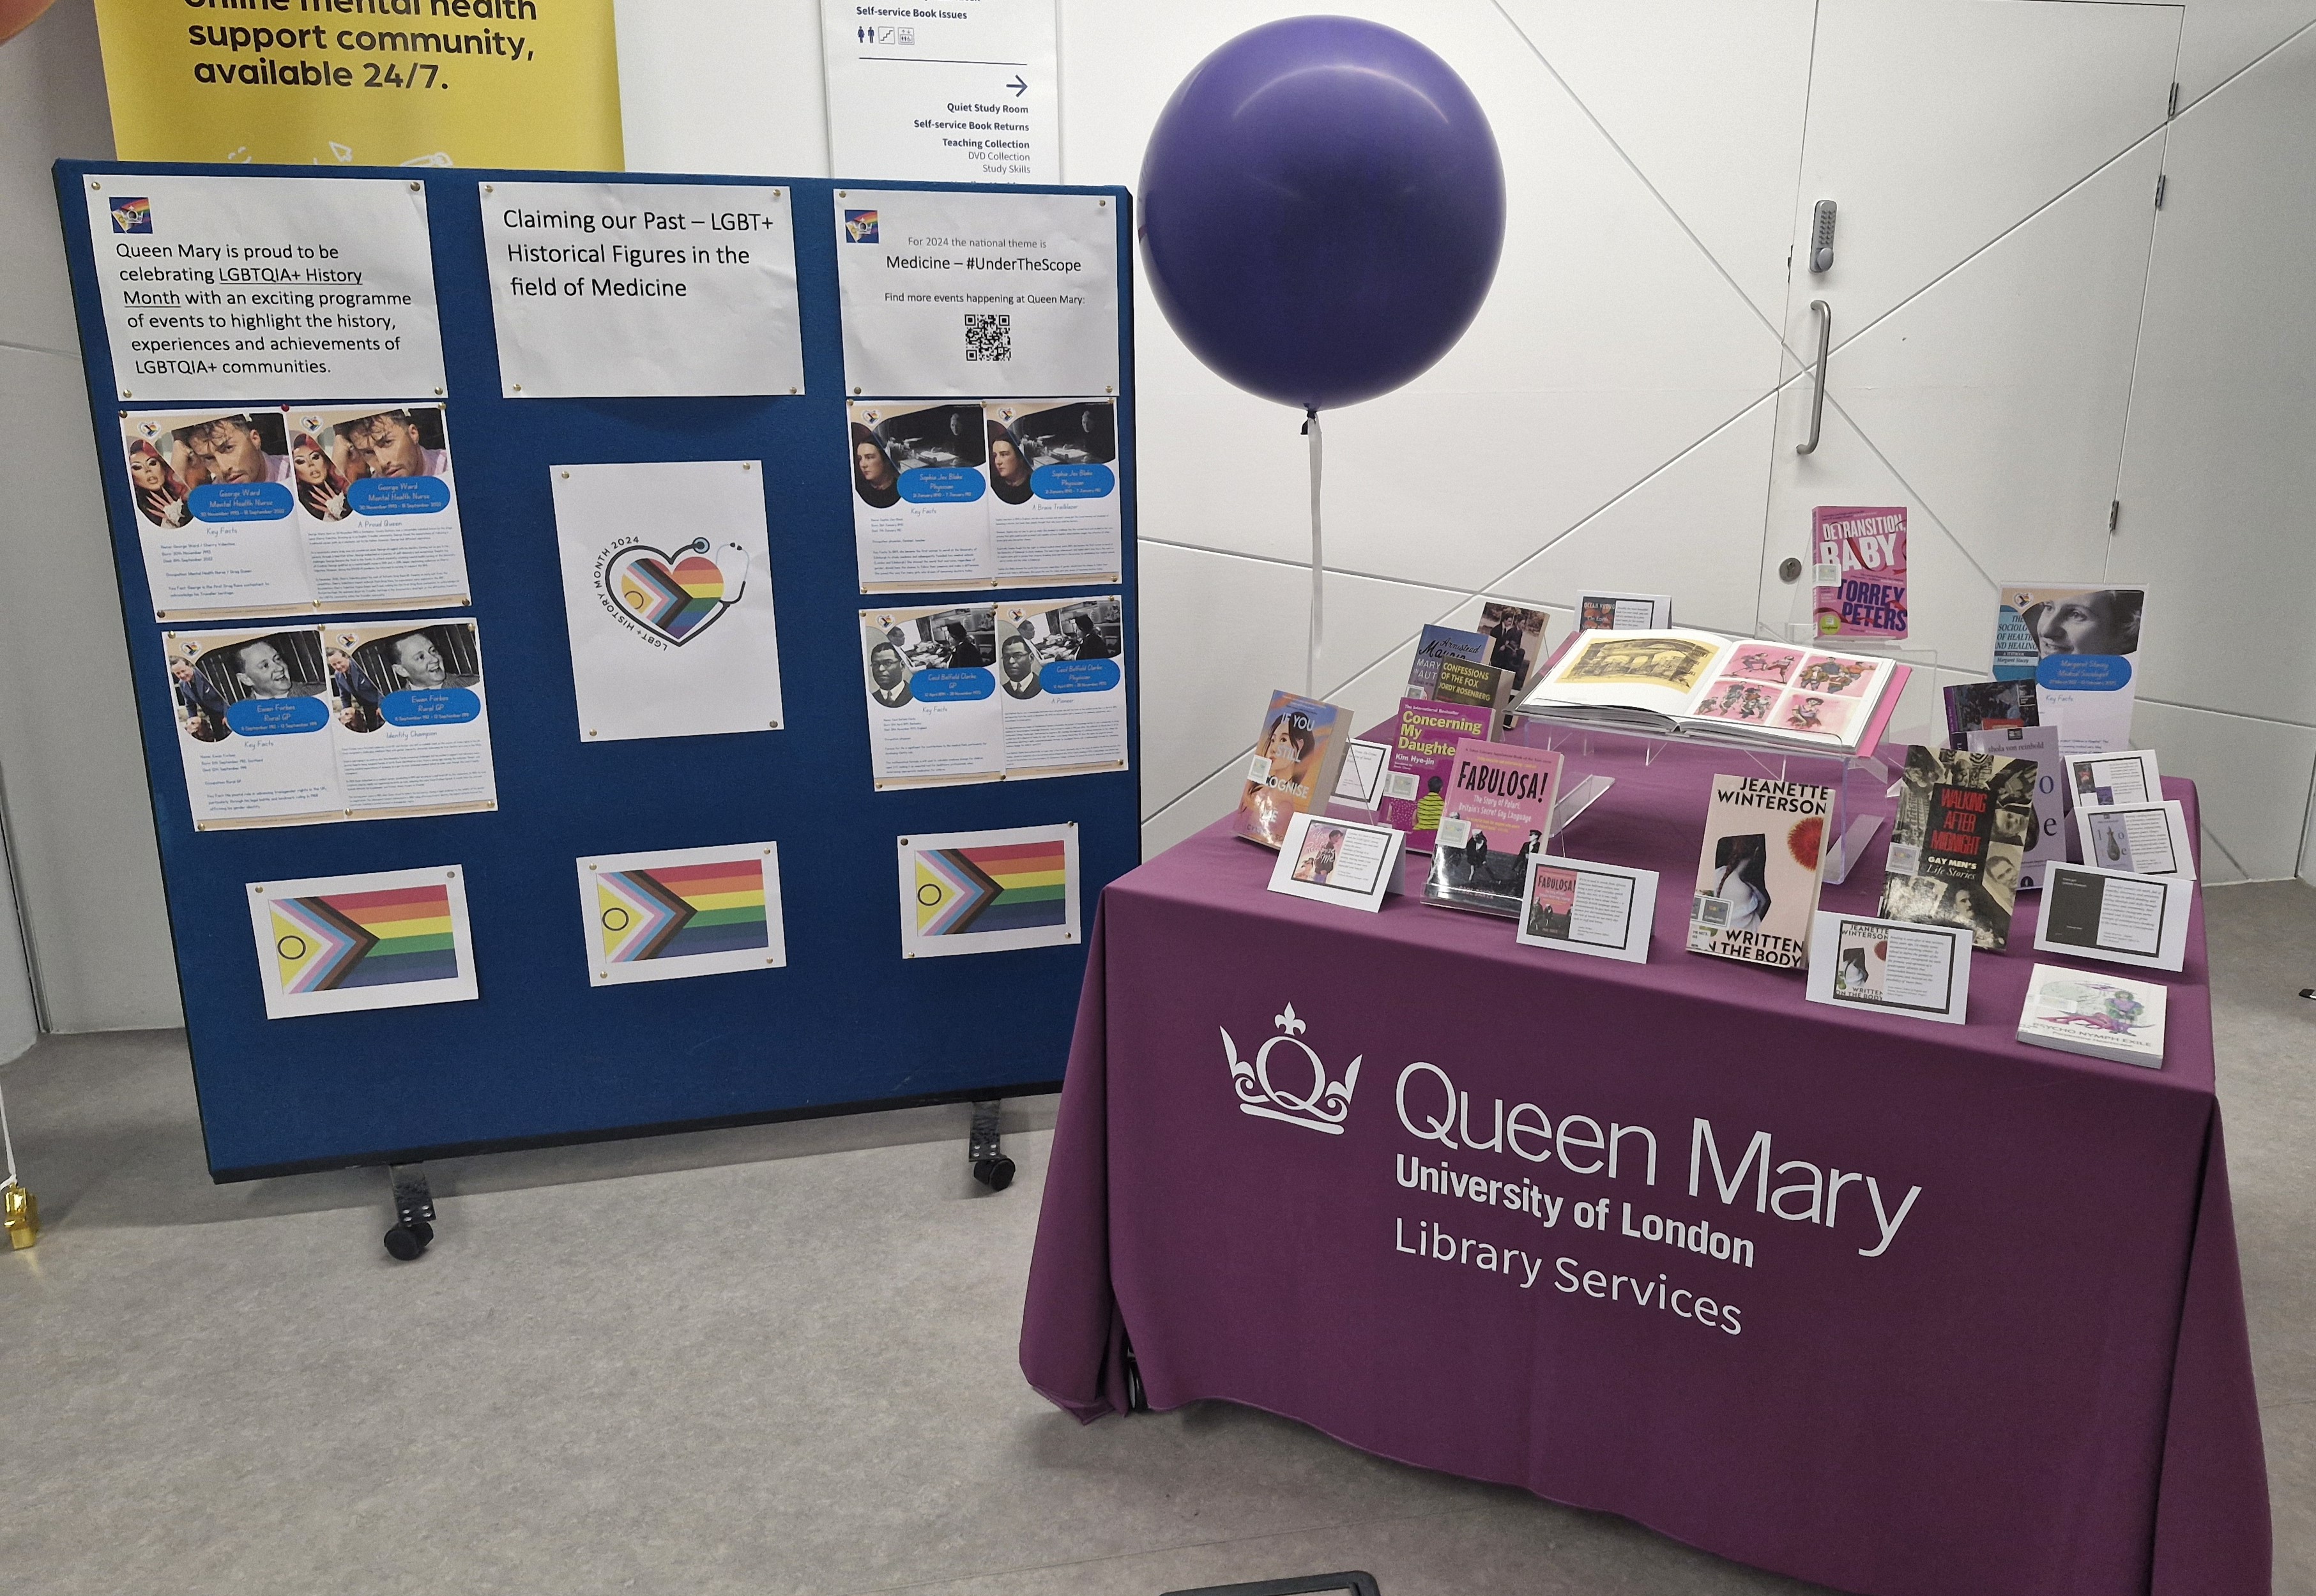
1221, 1002, 1360, 1135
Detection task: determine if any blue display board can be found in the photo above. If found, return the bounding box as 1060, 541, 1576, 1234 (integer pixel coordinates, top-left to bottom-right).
52, 161, 1139, 1180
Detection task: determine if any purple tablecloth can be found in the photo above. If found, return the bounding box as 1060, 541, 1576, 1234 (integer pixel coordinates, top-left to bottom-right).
1021, 736, 2269, 1596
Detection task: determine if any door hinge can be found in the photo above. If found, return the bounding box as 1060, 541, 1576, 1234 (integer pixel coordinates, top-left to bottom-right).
2168, 81, 2180, 118
2154, 173, 2167, 209
2108, 500, 2121, 533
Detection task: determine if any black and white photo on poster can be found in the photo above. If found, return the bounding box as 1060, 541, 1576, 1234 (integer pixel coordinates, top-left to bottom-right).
861, 604, 1005, 787
324, 618, 499, 818
163, 624, 341, 827
984, 398, 1122, 583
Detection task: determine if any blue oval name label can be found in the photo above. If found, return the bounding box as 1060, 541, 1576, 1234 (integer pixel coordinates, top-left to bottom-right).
898, 467, 987, 504
2036, 654, 2132, 691
224, 694, 327, 736
381, 687, 481, 726
1030, 462, 1115, 500
1040, 658, 1121, 694
189, 481, 294, 522
347, 476, 451, 516
914, 667, 995, 702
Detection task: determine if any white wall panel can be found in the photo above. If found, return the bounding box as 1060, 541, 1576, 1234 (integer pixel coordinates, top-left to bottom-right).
2131, 700, 2316, 884
1490, 0, 1817, 323
615, 0, 830, 177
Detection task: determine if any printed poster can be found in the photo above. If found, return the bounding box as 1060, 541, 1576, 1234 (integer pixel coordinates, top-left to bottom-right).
165, 625, 342, 828
91, 0, 621, 171
860, 604, 1006, 787
166, 619, 500, 827
1992, 584, 2145, 756
897, 823, 1079, 959
984, 398, 1122, 583
833, 188, 1120, 399
247, 865, 476, 1020
577, 842, 788, 986
482, 182, 805, 399
82, 174, 446, 404
819, 0, 1058, 183
849, 400, 993, 589
124, 407, 314, 618
124, 404, 468, 616
323, 618, 499, 819
286, 402, 468, 608
552, 460, 786, 743
993, 596, 1127, 779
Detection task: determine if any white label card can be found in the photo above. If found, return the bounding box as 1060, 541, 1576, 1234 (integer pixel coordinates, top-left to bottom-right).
1516, 855, 1658, 963
86, 174, 446, 403
2032, 862, 2190, 972
1577, 593, 1673, 631
552, 461, 786, 743
2076, 798, 2195, 881
482, 182, 804, 398
1268, 812, 1407, 913
834, 188, 1119, 399
1333, 740, 1391, 809
1806, 912, 1973, 1024
2065, 749, 2160, 809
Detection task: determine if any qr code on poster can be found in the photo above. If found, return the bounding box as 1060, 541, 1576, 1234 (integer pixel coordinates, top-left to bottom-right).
964, 312, 1012, 363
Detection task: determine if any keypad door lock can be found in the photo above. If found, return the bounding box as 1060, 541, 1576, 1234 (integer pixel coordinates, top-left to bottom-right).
1809, 199, 1837, 273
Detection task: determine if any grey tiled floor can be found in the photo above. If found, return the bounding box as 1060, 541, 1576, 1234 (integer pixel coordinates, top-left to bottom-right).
3, 881, 2311, 1595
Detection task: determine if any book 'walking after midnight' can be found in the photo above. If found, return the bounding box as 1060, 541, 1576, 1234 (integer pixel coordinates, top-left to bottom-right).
1233, 690, 1351, 851
1687, 775, 1832, 969
1878, 745, 2037, 950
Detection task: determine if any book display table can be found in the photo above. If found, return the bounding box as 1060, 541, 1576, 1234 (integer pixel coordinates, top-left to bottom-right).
1019, 737, 2269, 1596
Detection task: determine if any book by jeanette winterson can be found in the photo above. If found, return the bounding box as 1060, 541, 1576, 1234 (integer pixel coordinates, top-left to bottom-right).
1233, 691, 1352, 849
1422, 738, 1567, 918
1879, 745, 2037, 950
1376, 698, 1496, 852
1687, 775, 1832, 969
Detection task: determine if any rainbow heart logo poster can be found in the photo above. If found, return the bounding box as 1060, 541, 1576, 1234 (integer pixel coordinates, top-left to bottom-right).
897, 823, 1078, 959
247, 865, 476, 1019
576, 843, 787, 985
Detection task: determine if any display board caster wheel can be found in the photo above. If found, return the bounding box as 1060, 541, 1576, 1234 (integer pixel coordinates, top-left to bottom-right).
968, 1100, 1015, 1190
383, 1222, 432, 1261
383, 1163, 436, 1261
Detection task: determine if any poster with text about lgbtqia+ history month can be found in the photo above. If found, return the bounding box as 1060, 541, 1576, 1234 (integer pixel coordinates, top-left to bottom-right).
93, 0, 622, 170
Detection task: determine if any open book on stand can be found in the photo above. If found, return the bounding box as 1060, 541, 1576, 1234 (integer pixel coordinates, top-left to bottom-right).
1515, 630, 1909, 757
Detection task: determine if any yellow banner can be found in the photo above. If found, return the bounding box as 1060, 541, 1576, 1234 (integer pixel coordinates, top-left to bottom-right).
92, 0, 622, 170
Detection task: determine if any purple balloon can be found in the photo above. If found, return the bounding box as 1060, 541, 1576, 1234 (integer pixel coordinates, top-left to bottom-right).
1138, 16, 1506, 413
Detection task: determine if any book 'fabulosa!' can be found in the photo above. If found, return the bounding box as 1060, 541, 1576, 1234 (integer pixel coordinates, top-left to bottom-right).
1688, 776, 1831, 969
1811, 506, 1907, 638
1422, 738, 1567, 918
1234, 690, 1351, 850
1879, 745, 2036, 950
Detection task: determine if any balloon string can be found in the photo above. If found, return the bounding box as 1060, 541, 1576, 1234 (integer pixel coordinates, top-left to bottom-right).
1304, 407, 1323, 699
0, 1073, 16, 1187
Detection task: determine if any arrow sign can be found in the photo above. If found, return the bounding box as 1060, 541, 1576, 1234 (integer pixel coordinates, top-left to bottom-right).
1007, 75, 1028, 96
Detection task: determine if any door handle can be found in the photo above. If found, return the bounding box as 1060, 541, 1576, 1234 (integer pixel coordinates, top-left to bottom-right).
1796, 300, 1831, 455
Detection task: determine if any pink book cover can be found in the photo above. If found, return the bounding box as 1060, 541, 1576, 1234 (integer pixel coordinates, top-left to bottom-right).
1377, 698, 1495, 851
1422, 738, 1568, 917
1811, 506, 1908, 639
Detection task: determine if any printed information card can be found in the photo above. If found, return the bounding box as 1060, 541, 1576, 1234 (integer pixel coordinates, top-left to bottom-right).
1806, 912, 1973, 1025
482, 181, 804, 398
2033, 862, 2190, 972
833, 188, 1119, 399
1516, 855, 1657, 963
84, 174, 445, 403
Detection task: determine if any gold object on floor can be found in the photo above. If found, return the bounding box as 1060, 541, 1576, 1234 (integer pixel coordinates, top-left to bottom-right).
3, 1182, 36, 1250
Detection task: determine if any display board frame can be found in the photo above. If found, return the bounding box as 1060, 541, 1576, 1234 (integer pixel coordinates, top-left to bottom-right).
54, 160, 1140, 1181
